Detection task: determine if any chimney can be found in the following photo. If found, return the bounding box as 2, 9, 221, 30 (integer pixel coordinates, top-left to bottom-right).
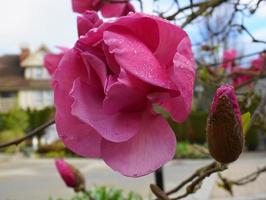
20, 47, 30, 62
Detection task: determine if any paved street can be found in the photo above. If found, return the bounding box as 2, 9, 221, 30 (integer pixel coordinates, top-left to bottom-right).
0, 152, 265, 200
210, 152, 266, 200
0, 155, 214, 200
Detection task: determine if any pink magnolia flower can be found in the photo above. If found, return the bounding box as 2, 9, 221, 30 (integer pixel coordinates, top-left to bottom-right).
44, 47, 69, 75
232, 66, 251, 88
47, 13, 195, 177
222, 49, 237, 72
55, 159, 85, 191
251, 54, 265, 71
207, 85, 243, 163
77, 11, 103, 37
232, 53, 265, 88
72, 0, 135, 18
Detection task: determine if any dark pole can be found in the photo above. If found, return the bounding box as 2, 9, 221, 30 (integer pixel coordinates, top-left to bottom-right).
155, 167, 164, 191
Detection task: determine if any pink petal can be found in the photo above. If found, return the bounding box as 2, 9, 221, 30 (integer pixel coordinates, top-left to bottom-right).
103, 70, 150, 114
223, 49, 237, 69
166, 37, 195, 122
101, 2, 134, 18
103, 31, 175, 90
80, 50, 107, 89
101, 112, 176, 177
55, 159, 76, 188
152, 18, 188, 66
251, 56, 264, 71
122, 2, 135, 15
70, 78, 142, 142
44, 53, 64, 75
211, 84, 242, 124
44, 47, 69, 76
53, 49, 88, 93
55, 85, 102, 158
78, 14, 160, 60
72, 0, 101, 13
147, 37, 194, 123
101, 3, 126, 18
77, 11, 103, 37
102, 42, 120, 74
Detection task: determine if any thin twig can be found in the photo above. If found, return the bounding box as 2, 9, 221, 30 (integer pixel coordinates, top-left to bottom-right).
151, 162, 227, 200
0, 119, 55, 149
173, 163, 227, 200
218, 166, 266, 195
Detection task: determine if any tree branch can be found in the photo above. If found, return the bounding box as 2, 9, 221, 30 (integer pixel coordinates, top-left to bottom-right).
0, 119, 55, 149
151, 162, 227, 200
218, 166, 266, 195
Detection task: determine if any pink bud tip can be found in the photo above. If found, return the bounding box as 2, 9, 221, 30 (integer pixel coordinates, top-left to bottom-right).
211, 84, 241, 124
55, 159, 76, 188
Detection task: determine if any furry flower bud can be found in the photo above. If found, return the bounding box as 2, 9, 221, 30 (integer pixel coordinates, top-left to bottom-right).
207, 85, 244, 164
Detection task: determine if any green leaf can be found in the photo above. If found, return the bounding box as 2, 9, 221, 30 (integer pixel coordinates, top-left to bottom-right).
241, 112, 251, 135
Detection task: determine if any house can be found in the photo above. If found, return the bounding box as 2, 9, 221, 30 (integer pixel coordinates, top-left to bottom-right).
0, 46, 53, 112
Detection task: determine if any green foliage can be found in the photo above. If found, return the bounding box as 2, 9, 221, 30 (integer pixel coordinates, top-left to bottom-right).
245, 127, 259, 151
239, 93, 261, 114
175, 142, 209, 159
1, 107, 29, 131
241, 112, 251, 135
0, 107, 54, 154
0, 113, 4, 131
0, 130, 24, 153
0, 108, 28, 152
26, 107, 54, 134
50, 186, 142, 200
169, 111, 208, 144
37, 140, 77, 158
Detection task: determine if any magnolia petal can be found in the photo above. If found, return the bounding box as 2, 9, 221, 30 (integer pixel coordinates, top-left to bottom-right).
81, 51, 107, 89
101, 2, 134, 18
72, 0, 101, 13
70, 78, 142, 142
77, 11, 103, 37
169, 37, 195, 122
54, 49, 88, 92
103, 31, 175, 90
55, 86, 102, 158
101, 113, 176, 177
44, 53, 64, 75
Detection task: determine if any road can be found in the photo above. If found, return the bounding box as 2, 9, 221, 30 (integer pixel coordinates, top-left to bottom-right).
0, 152, 266, 200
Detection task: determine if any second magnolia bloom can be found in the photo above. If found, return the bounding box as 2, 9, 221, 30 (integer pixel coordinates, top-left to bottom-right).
207, 85, 244, 164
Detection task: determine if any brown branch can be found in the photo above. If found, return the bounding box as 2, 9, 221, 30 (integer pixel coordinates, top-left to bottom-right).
0, 119, 55, 149
173, 163, 227, 200
218, 166, 266, 195
233, 166, 266, 186
164, 1, 205, 20
232, 24, 266, 44
181, 0, 227, 28
151, 162, 227, 200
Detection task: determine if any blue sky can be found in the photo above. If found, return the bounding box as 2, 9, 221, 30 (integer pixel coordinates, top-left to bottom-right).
0, 0, 265, 56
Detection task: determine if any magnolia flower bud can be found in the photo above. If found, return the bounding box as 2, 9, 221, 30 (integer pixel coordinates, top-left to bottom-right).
207, 85, 244, 164
55, 159, 85, 192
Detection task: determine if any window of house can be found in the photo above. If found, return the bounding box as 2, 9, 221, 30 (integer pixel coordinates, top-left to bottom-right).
44, 90, 53, 105
34, 68, 43, 79
34, 91, 43, 106
0, 92, 16, 98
